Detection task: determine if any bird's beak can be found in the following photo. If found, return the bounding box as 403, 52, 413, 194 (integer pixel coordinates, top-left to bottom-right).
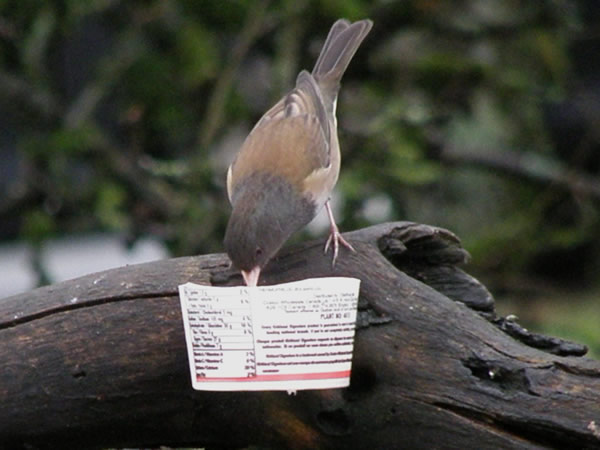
241, 267, 261, 287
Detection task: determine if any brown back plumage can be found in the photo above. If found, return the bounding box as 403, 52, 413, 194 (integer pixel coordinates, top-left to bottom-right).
227, 19, 372, 202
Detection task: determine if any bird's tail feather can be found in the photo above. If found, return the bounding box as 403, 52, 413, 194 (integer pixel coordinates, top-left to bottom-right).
311, 19, 372, 103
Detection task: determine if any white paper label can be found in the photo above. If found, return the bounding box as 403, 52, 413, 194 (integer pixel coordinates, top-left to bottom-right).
178, 277, 361, 391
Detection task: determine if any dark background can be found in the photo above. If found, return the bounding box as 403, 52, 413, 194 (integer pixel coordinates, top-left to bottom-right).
1, 0, 599, 356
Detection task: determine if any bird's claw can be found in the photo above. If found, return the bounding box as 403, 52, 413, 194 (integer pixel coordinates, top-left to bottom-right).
324, 228, 355, 267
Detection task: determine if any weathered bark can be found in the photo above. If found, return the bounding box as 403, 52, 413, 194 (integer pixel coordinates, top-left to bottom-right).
0, 222, 599, 450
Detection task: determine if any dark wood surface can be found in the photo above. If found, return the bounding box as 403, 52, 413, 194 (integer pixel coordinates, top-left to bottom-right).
1, 222, 599, 449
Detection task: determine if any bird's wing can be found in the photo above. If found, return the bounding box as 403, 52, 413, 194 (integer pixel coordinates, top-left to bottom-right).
249, 71, 331, 148
227, 71, 331, 203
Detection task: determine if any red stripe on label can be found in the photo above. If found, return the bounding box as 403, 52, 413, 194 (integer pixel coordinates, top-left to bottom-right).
196, 370, 351, 382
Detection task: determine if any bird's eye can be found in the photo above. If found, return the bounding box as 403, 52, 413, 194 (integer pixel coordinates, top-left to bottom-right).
255, 247, 263, 257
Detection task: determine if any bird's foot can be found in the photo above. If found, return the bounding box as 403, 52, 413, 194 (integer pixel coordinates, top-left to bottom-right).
323, 200, 355, 267
324, 225, 355, 267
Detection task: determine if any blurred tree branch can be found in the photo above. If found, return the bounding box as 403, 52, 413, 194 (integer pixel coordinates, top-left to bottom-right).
197, 0, 272, 151
426, 131, 600, 201
64, 31, 145, 129
0, 70, 60, 121
271, 0, 308, 100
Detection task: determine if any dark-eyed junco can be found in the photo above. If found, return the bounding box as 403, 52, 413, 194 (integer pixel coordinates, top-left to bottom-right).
224, 18, 373, 286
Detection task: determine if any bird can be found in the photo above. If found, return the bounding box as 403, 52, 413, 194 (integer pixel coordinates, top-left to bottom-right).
224, 18, 373, 287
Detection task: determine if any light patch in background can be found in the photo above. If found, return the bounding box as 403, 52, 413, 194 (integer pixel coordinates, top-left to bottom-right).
307, 191, 343, 235
360, 194, 393, 223
307, 193, 393, 236
0, 234, 169, 298
0, 242, 37, 298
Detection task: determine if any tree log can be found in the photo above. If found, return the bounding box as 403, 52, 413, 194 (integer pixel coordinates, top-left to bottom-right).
1, 222, 599, 449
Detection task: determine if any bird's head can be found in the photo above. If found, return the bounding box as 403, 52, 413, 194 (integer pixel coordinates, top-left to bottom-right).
224, 173, 315, 286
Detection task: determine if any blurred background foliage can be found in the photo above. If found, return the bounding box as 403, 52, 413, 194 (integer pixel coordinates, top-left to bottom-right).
1, 0, 599, 356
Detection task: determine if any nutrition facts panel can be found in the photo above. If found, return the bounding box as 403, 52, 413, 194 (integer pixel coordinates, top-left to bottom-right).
183, 286, 256, 378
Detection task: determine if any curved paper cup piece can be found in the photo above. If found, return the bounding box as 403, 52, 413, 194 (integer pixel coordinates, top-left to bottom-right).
178, 277, 361, 392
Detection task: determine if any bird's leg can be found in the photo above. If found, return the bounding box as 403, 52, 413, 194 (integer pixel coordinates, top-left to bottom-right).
324, 200, 355, 266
